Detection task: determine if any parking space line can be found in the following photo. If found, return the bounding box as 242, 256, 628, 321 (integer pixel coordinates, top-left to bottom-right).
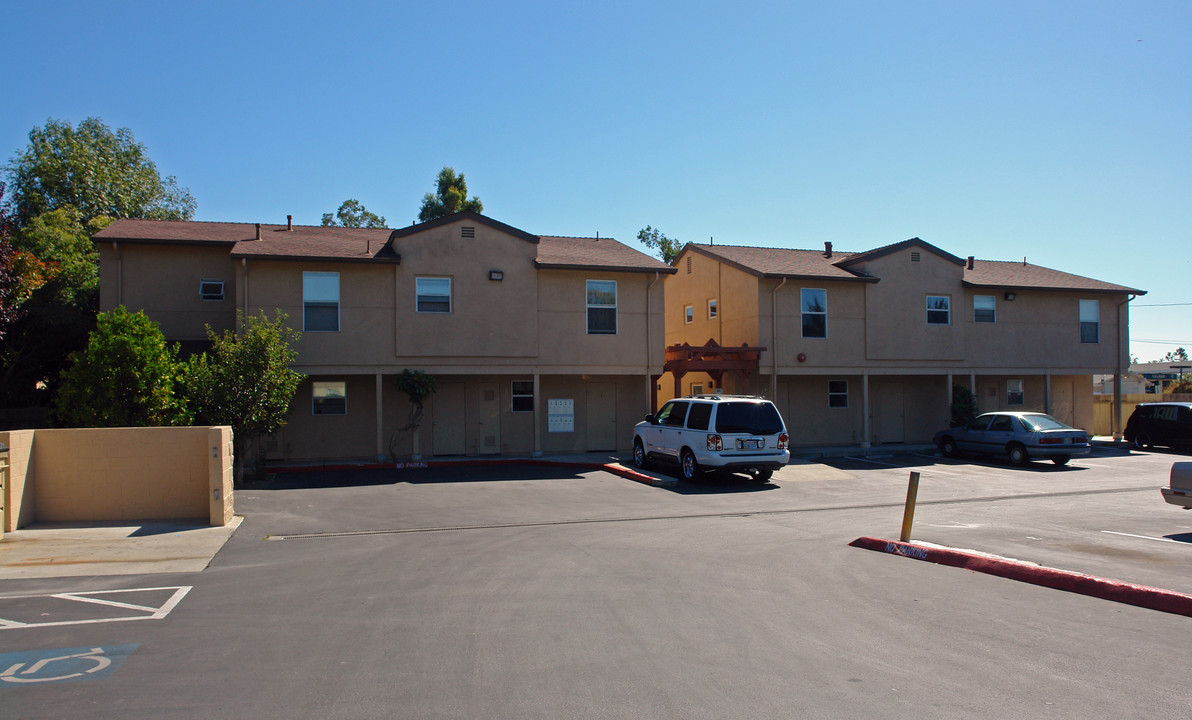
1101, 530, 1189, 545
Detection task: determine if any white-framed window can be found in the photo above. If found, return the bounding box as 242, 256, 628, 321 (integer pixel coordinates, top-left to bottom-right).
927, 295, 951, 325
1007, 379, 1024, 406
312, 380, 347, 415
802, 288, 827, 338
416, 277, 452, 313
1080, 299, 1099, 343
199, 279, 225, 302
512, 381, 534, 412
303, 272, 340, 332
691, 383, 705, 395
684, 305, 693, 324
829, 380, 848, 408
973, 295, 995, 323
708, 298, 718, 319
586, 280, 617, 334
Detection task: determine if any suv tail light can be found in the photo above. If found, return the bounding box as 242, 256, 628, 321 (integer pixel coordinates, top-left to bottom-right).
778, 433, 789, 449
707, 434, 723, 451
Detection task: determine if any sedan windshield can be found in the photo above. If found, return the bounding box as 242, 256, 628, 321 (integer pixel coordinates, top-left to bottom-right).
1019, 414, 1072, 432
714, 402, 784, 435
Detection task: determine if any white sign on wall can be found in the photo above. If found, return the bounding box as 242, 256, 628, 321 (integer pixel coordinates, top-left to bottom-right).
547, 399, 574, 433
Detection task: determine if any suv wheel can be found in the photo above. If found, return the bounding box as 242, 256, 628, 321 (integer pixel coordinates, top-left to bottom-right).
632, 440, 647, 469
749, 468, 773, 483
680, 449, 700, 481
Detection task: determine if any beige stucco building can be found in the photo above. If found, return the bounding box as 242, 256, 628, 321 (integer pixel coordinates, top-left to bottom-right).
664, 239, 1144, 447
94, 212, 674, 462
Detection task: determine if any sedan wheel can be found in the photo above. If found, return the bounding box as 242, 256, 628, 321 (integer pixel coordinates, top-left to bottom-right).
1052, 455, 1071, 466
1008, 444, 1029, 466
1133, 433, 1152, 450
939, 438, 957, 458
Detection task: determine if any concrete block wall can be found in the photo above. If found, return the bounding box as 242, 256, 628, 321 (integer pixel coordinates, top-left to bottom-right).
0, 426, 233, 530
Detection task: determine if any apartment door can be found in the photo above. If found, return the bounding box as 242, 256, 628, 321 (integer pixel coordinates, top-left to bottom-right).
586, 382, 617, 451
871, 381, 905, 444
1052, 380, 1075, 426
432, 383, 466, 456
477, 382, 501, 455
979, 380, 1000, 413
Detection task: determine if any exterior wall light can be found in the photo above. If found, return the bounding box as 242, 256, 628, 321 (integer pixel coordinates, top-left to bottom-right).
1004, 292, 1016, 301
489, 270, 503, 281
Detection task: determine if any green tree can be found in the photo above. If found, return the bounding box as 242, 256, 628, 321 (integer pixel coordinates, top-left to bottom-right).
388, 369, 436, 460
12, 207, 105, 308
5, 117, 196, 225
636, 226, 683, 264
186, 311, 304, 484
321, 198, 386, 228
950, 384, 978, 427
417, 166, 483, 222
51, 306, 191, 428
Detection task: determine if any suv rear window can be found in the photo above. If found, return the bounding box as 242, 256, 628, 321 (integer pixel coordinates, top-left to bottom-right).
686, 402, 713, 430
714, 402, 784, 435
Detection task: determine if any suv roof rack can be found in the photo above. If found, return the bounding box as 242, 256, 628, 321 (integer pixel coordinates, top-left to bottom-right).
683, 394, 767, 400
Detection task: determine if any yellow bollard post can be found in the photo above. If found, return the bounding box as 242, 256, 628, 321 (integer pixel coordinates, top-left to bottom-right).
900, 471, 920, 542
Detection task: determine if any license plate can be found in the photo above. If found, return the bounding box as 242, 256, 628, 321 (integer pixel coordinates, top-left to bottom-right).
737, 439, 762, 450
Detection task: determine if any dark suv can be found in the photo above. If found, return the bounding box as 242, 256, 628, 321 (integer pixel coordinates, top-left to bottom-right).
1124, 402, 1192, 450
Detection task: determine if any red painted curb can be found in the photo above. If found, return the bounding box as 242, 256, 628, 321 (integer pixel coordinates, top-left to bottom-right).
850, 536, 1192, 618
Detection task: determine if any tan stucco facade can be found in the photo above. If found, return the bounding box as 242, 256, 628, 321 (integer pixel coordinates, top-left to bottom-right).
96, 215, 671, 462
666, 241, 1134, 446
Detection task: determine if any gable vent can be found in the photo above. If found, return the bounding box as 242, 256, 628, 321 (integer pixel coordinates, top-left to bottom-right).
686, 256, 692, 274
911, 251, 921, 262
461, 226, 476, 238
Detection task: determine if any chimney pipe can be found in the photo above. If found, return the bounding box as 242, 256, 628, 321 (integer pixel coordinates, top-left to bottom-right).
824, 242, 833, 258
255, 223, 261, 241
287, 215, 293, 231
967, 256, 974, 270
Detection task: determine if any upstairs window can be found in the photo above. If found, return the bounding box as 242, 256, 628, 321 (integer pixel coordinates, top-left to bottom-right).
973, 295, 995, 323
586, 280, 617, 334
303, 272, 340, 332
927, 295, 951, 325
1080, 299, 1099, 343
801, 288, 827, 338
708, 298, 718, 319
199, 279, 225, 302
416, 277, 452, 313
684, 305, 693, 324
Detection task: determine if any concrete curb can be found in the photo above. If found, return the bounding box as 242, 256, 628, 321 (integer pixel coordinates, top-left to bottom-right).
849, 536, 1192, 618
268, 457, 679, 488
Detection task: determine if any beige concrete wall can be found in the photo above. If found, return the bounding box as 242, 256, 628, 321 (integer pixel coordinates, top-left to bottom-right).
99, 243, 238, 341
666, 251, 759, 349
0, 430, 35, 532
856, 250, 967, 361
0, 427, 232, 529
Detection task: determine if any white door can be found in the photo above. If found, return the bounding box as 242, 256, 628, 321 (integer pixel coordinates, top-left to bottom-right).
478, 382, 501, 455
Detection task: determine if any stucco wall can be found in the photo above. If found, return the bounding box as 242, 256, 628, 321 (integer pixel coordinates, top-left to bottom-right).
0, 427, 233, 530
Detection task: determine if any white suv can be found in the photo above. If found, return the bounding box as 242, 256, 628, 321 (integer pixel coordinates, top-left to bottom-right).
632, 395, 790, 481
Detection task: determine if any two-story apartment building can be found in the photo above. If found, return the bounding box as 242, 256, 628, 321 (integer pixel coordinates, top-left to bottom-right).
665, 238, 1144, 447
93, 212, 674, 462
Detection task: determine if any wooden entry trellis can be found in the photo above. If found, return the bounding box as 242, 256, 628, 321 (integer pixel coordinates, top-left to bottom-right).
653, 339, 766, 408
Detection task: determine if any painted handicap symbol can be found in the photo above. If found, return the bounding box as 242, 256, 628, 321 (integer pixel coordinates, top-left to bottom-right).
0, 644, 137, 686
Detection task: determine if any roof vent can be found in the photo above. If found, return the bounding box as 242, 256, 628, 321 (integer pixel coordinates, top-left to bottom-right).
824, 242, 833, 258
255, 223, 261, 241
911, 251, 921, 262
461, 226, 475, 239
287, 215, 293, 231
967, 256, 974, 270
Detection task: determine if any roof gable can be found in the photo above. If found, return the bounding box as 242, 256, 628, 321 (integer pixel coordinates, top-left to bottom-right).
835, 237, 964, 268
385, 210, 539, 244
680, 244, 875, 282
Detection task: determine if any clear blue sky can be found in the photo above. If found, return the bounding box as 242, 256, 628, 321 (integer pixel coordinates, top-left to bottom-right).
4, 1, 1189, 360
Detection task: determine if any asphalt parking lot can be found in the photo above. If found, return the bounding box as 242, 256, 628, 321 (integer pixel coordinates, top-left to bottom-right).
1, 446, 1190, 719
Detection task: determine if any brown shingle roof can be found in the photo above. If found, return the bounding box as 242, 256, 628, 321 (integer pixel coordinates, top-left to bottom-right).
536, 236, 677, 274
231, 225, 397, 263
93, 218, 259, 245
685, 244, 875, 282
964, 259, 1145, 294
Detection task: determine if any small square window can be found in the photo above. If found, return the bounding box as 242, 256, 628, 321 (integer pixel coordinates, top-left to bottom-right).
312, 381, 347, 415
417, 277, 452, 313
708, 299, 718, 319
684, 305, 693, 324
829, 380, 848, 408
927, 295, 951, 325
512, 381, 534, 412
199, 279, 225, 302
1007, 379, 1024, 406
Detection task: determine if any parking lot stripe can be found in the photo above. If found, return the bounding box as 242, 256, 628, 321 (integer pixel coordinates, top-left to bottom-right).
1101, 530, 1187, 545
